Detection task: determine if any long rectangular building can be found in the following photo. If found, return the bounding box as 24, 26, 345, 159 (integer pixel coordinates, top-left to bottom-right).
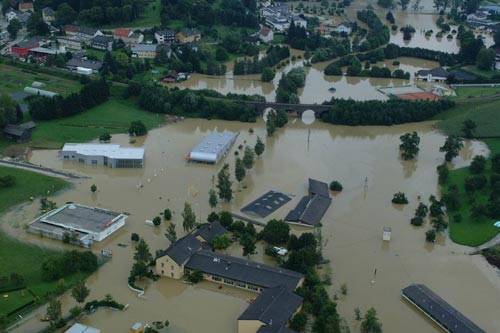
59, 143, 145, 168
188, 131, 238, 164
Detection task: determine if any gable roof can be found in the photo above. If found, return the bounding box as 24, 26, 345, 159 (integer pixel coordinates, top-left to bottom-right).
42, 7, 55, 16
417, 67, 449, 78
19, 2, 34, 10
114, 28, 132, 38
91, 35, 113, 44
186, 250, 303, 290
239, 285, 302, 333
194, 221, 227, 243
158, 233, 202, 265
131, 44, 158, 53
308, 178, 329, 197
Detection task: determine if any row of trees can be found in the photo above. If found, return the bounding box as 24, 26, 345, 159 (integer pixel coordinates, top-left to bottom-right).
29, 79, 109, 120
356, 10, 390, 51
41, 250, 98, 282
325, 57, 410, 79
233, 46, 290, 75
276, 67, 306, 104
0, 94, 22, 130
320, 99, 455, 126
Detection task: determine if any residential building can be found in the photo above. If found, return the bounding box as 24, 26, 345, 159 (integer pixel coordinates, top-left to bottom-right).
155, 29, 175, 44
65, 323, 100, 333
336, 24, 352, 35
292, 16, 307, 29
5, 9, 31, 24
259, 26, 274, 43
42, 7, 56, 23
28, 203, 127, 247
188, 131, 238, 164
416, 67, 449, 82
57, 36, 82, 51
261, 3, 306, 32
59, 143, 145, 168
285, 178, 332, 227
65, 25, 103, 42
18, 1, 34, 12
265, 15, 290, 32
131, 43, 158, 59
176, 28, 201, 44
66, 57, 103, 74
113, 28, 144, 45
11, 37, 40, 58
3, 121, 36, 142
16, 11, 32, 25
90, 35, 113, 51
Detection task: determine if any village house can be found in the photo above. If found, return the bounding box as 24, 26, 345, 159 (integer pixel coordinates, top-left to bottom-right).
155, 29, 175, 44
42, 7, 55, 23
18, 1, 34, 12
57, 36, 82, 51
66, 56, 103, 74
113, 28, 144, 45
65, 25, 103, 43
11, 37, 41, 58
131, 44, 158, 59
5, 8, 19, 21
90, 35, 113, 51
5, 8, 31, 25
175, 28, 201, 44
259, 26, 274, 43
416, 67, 449, 82
3, 121, 36, 142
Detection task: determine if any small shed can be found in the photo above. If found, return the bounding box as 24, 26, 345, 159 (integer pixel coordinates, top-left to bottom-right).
3, 121, 36, 142
383, 227, 392, 241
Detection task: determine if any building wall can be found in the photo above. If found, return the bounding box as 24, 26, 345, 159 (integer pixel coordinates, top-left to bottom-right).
60, 151, 143, 168
237, 320, 263, 333
94, 216, 126, 241
156, 255, 184, 279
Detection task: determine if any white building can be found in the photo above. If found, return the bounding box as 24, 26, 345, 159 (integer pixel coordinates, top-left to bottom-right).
65, 323, 101, 333
188, 132, 238, 163
259, 26, 274, 43
29, 203, 127, 247
336, 24, 352, 35
59, 143, 145, 168
416, 67, 449, 82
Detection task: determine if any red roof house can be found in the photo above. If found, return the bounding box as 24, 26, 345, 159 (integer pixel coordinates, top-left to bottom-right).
11, 38, 40, 58
19, 1, 34, 12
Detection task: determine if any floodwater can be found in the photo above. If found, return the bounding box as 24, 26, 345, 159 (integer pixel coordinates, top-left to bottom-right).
4, 117, 500, 333
170, 56, 438, 103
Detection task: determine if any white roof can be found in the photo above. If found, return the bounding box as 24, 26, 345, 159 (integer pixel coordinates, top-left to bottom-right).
189, 132, 237, 162
65, 323, 101, 333
62, 143, 145, 159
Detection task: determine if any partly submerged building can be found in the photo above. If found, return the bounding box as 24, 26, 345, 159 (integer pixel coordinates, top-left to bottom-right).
28, 203, 127, 247
285, 178, 332, 227
188, 132, 238, 164
156, 221, 304, 333
59, 143, 145, 168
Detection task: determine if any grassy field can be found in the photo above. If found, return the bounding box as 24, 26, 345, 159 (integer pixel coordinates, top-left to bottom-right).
0, 166, 81, 324
454, 86, 500, 99
436, 97, 500, 138
101, 0, 160, 28
436, 97, 500, 246
0, 289, 35, 317
462, 65, 498, 79
0, 64, 82, 96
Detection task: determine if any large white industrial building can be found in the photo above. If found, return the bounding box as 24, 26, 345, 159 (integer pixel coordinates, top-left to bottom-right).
188, 132, 238, 164
59, 143, 145, 168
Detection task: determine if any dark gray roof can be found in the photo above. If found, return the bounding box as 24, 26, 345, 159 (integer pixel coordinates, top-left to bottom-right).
284, 196, 310, 222
42, 204, 121, 233
308, 178, 329, 197
156, 29, 175, 37
241, 191, 291, 218
91, 35, 113, 44
449, 70, 477, 82
3, 121, 36, 137
194, 221, 227, 243
239, 285, 302, 333
66, 57, 102, 71
300, 195, 332, 226
258, 327, 297, 333
10, 91, 29, 103
402, 284, 485, 333
186, 250, 303, 290
42, 7, 55, 15
158, 234, 202, 265
417, 67, 449, 78
79, 26, 99, 36
131, 44, 158, 53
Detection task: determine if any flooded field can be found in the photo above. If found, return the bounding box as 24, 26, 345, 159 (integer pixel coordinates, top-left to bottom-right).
4, 118, 499, 333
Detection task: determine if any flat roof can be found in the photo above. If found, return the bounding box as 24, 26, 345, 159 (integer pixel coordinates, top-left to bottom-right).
186, 250, 303, 290
38, 203, 124, 234
65, 323, 101, 333
62, 143, 144, 160
189, 132, 237, 162
402, 284, 485, 333
241, 190, 291, 218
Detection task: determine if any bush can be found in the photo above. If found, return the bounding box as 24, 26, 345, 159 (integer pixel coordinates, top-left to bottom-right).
207, 212, 219, 223
152, 216, 162, 226
411, 216, 424, 226
99, 132, 111, 142
289, 312, 308, 332
219, 211, 233, 229
163, 209, 172, 221
128, 120, 147, 136
0, 175, 15, 188
465, 174, 487, 193
187, 270, 204, 283
392, 192, 409, 204
131, 233, 140, 242
453, 214, 462, 223
425, 229, 436, 242
329, 180, 343, 192
470, 155, 486, 174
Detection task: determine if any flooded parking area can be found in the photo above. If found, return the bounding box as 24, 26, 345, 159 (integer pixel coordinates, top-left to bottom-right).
4, 118, 499, 332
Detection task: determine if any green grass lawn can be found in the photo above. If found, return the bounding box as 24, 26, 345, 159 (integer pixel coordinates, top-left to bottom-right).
0, 289, 35, 317
28, 98, 164, 149
0, 166, 77, 325
462, 65, 498, 79
454, 86, 500, 99
101, 0, 160, 28
436, 98, 500, 138
0, 64, 82, 96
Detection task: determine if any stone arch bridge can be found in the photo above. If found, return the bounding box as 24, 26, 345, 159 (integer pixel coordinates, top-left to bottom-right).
238, 101, 332, 117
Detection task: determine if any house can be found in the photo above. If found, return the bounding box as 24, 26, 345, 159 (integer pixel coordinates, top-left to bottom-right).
28, 47, 64, 63
113, 28, 144, 45
176, 28, 201, 44
3, 121, 36, 142
59, 143, 145, 168
11, 37, 40, 58
416, 67, 449, 82
448, 69, 477, 83
259, 26, 274, 43
90, 35, 113, 51
18, 1, 34, 12
66, 56, 103, 74
292, 15, 307, 29
265, 15, 289, 32
5, 9, 31, 24
336, 24, 352, 35
155, 29, 175, 44
480, 5, 500, 15
65, 25, 102, 42
131, 44, 158, 59
28, 203, 127, 247
285, 178, 332, 227
42, 7, 56, 23
57, 36, 82, 50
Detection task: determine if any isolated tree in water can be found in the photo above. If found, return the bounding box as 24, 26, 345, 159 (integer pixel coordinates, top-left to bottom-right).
399, 131, 420, 160
440, 135, 464, 162
243, 146, 255, 169
361, 307, 382, 333
71, 280, 90, 304
254, 136, 265, 156
235, 157, 246, 183
134, 238, 153, 264
209, 188, 218, 209
182, 202, 196, 232
165, 223, 177, 243
266, 112, 277, 136
217, 163, 233, 201
46, 295, 62, 326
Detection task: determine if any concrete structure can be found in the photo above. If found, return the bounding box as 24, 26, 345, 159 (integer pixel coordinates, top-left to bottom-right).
176, 28, 201, 44
155, 29, 175, 44
402, 284, 485, 333
65, 323, 101, 333
42, 7, 55, 23
416, 67, 449, 82
28, 203, 127, 247
131, 44, 158, 59
3, 121, 36, 142
285, 178, 332, 227
59, 143, 145, 168
188, 131, 238, 164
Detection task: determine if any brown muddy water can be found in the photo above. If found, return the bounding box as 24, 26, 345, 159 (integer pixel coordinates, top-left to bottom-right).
3, 118, 500, 333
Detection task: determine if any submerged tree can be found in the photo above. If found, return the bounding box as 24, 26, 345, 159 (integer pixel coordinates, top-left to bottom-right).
46, 295, 62, 327
182, 202, 196, 232
165, 223, 177, 243
71, 280, 90, 304
235, 157, 246, 184
254, 136, 265, 156
440, 135, 463, 162
361, 307, 383, 333
399, 131, 420, 160
217, 163, 233, 202
209, 188, 218, 209
243, 146, 255, 169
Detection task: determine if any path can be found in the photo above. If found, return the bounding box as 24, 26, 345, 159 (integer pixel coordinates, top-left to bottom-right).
471, 233, 500, 254
0, 159, 89, 179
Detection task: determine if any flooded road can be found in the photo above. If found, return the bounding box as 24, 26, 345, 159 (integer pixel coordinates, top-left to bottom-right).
4, 117, 499, 333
